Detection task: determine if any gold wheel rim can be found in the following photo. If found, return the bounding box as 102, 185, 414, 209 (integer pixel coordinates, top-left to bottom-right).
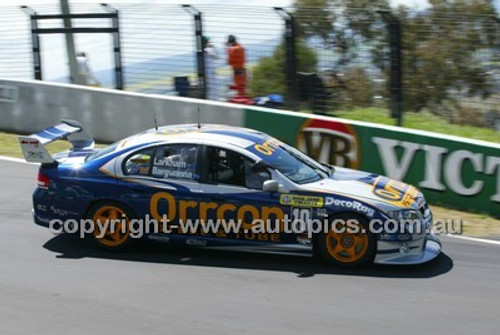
326, 224, 369, 263
92, 206, 130, 247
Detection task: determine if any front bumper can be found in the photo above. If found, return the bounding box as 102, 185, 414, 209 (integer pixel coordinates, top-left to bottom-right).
374, 234, 441, 265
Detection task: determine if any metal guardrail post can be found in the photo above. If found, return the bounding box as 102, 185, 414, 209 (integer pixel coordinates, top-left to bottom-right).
274, 7, 299, 110
389, 17, 403, 127
102, 4, 124, 90
182, 5, 206, 100
380, 10, 404, 127
21, 6, 42, 81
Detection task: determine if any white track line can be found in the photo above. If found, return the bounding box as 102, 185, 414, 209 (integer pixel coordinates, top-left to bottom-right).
0, 156, 38, 165
446, 234, 500, 246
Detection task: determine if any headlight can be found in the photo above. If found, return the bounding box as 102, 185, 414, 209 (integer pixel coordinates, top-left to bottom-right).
386, 209, 421, 220
382, 210, 423, 239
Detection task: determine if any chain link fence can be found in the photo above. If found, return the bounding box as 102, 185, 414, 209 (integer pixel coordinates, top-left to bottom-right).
0, 7, 32, 80
0, 2, 499, 130
402, 10, 500, 128
292, 6, 391, 113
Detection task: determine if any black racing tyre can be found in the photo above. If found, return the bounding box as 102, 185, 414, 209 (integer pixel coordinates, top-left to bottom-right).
86, 201, 136, 251
314, 213, 376, 268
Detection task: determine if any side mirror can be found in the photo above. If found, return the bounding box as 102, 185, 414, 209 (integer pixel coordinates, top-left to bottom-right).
262, 180, 279, 192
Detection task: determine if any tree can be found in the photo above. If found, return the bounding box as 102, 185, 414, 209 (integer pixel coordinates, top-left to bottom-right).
343, 67, 375, 106
291, 0, 500, 113
250, 40, 318, 98
399, 0, 499, 112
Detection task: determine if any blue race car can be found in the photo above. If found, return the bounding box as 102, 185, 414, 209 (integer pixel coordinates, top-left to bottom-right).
20, 120, 441, 268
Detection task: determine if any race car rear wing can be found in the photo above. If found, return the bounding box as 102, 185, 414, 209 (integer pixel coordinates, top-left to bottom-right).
18, 119, 94, 163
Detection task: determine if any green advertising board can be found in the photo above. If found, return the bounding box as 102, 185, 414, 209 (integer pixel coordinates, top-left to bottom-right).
245, 107, 500, 217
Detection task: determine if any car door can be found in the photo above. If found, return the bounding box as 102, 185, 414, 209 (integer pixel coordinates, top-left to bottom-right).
117, 143, 202, 235
197, 145, 289, 244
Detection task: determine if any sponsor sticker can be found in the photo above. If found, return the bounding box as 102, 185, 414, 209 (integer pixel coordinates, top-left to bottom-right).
37, 204, 47, 212
21, 139, 39, 146
186, 239, 208, 246
253, 138, 282, 156
279, 194, 324, 208
325, 197, 375, 217
148, 235, 171, 242
49, 206, 79, 217
28, 151, 46, 160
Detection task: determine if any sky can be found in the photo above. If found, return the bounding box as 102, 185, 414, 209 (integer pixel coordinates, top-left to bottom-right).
2, 0, 499, 12
1, 0, 434, 9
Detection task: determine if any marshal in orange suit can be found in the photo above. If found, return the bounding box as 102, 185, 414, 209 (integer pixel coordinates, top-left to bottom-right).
226, 35, 247, 95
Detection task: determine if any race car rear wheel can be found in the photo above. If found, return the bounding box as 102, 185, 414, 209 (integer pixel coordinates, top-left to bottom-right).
315, 213, 376, 268
88, 202, 135, 251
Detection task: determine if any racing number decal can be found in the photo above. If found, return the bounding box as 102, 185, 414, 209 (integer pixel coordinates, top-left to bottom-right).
373, 185, 404, 201
371, 177, 418, 207
291, 208, 312, 231
292, 208, 312, 222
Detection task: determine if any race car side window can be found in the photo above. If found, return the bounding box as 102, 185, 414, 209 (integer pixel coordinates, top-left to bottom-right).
123, 147, 155, 176
152, 144, 200, 181
206, 147, 270, 189
244, 159, 272, 190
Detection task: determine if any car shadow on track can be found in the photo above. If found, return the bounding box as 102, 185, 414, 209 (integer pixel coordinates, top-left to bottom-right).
43, 234, 453, 279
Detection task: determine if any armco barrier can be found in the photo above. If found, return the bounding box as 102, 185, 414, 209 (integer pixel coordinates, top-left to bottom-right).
1, 79, 499, 217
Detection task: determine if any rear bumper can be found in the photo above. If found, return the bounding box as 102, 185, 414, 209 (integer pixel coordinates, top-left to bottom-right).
374, 234, 441, 265
33, 186, 87, 227
32, 208, 52, 228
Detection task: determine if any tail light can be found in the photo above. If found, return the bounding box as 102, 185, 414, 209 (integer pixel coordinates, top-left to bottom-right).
37, 170, 50, 188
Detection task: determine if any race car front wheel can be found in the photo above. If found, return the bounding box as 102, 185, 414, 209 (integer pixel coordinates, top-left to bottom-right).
87, 202, 135, 251
315, 213, 376, 268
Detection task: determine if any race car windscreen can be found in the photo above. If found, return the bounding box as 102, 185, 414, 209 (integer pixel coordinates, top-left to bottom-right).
249, 138, 329, 184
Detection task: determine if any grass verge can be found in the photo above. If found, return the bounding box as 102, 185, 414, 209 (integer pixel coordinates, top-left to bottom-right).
329, 107, 499, 143
430, 205, 500, 237
0, 132, 104, 158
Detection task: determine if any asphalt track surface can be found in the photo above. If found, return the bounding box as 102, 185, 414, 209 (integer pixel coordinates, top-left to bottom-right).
1, 159, 499, 335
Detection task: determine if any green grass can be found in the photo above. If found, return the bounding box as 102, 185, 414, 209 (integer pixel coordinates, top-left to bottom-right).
0, 132, 103, 159
328, 107, 500, 143
431, 205, 500, 237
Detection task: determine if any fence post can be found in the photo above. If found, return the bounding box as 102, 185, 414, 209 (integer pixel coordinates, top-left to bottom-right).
21, 6, 43, 81
385, 12, 403, 126
22, 4, 125, 89
60, 0, 80, 85
182, 5, 206, 100
102, 4, 124, 90
274, 7, 298, 110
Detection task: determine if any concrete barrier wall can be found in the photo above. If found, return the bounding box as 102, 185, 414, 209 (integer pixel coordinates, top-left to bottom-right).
1, 79, 499, 216
0, 79, 245, 142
